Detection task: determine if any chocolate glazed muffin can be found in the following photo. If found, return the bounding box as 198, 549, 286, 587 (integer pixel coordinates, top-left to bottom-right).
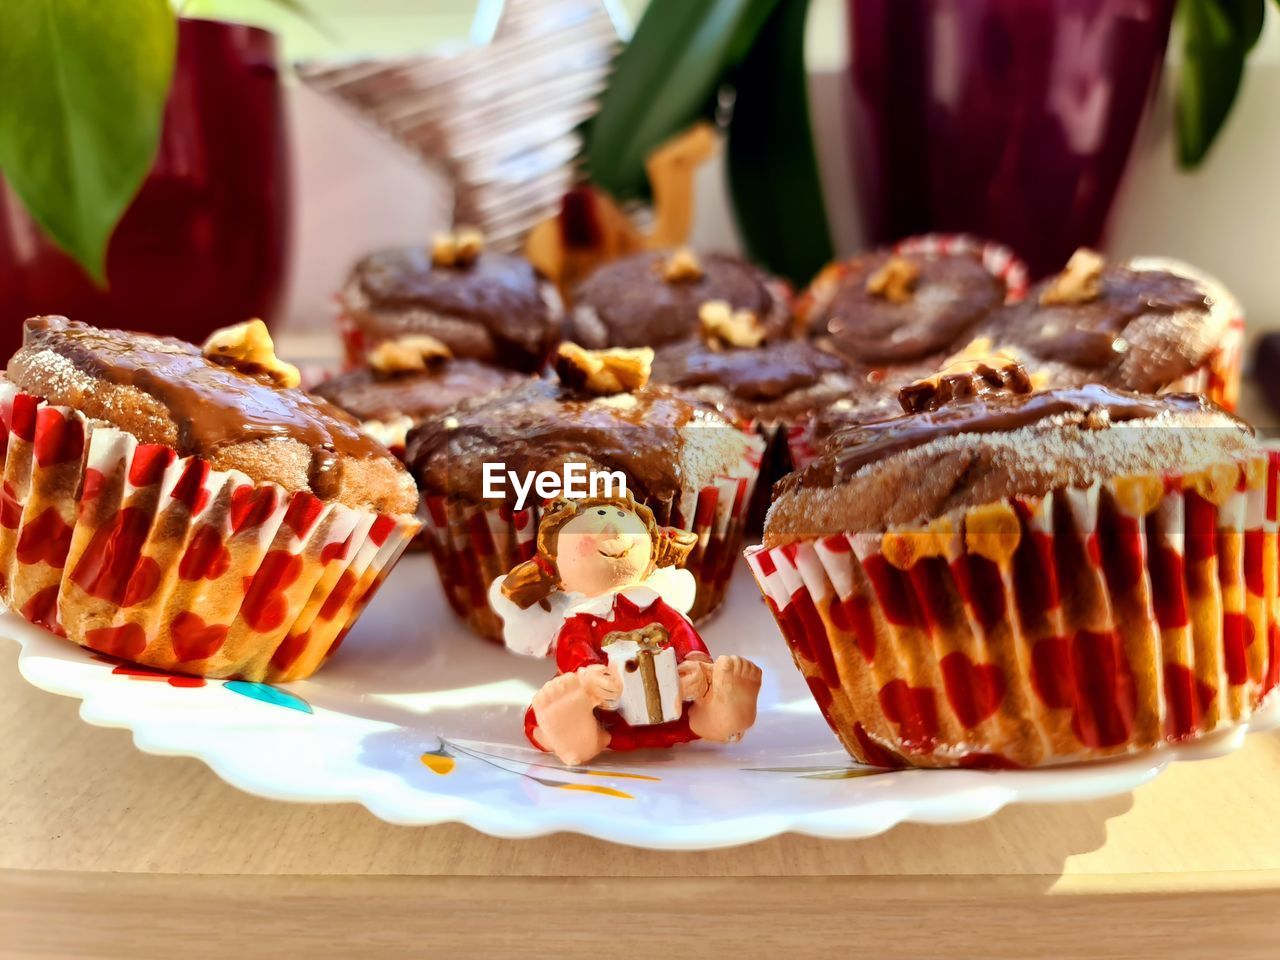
799, 244, 1012, 367
406, 345, 764, 640
340, 233, 563, 373
12, 318, 417, 513
973, 249, 1242, 409
569, 248, 792, 349
748, 368, 1274, 769
649, 333, 853, 428
313, 341, 529, 457
1, 317, 420, 682
649, 333, 876, 528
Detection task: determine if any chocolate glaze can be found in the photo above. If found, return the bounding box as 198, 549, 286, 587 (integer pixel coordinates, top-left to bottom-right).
650, 339, 847, 404
405, 378, 732, 507
807, 362, 937, 443
570, 251, 791, 349
976, 267, 1210, 385
345, 248, 561, 372
784, 385, 1236, 493
809, 250, 1005, 364
313, 360, 527, 423
18, 317, 392, 498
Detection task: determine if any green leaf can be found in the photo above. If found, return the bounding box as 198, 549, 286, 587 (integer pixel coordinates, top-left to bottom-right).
726, 0, 832, 286
585, 0, 782, 199
0, 1, 177, 283
1222, 0, 1267, 48
1175, 0, 1262, 167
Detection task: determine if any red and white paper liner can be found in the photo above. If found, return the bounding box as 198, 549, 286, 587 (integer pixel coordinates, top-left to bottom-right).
784, 420, 822, 474
746, 452, 1279, 768
893, 233, 1030, 302
339, 311, 368, 370
1161, 318, 1244, 413
422, 448, 764, 642
0, 381, 420, 682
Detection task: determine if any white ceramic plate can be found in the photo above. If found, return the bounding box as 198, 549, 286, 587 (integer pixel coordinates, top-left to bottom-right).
6, 555, 1278, 850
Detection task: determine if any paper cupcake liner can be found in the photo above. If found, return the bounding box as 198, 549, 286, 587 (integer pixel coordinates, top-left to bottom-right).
423, 448, 763, 642
785, 420, 822, 474
338, 310, 368, 370
0, 381, 420, 682
743, 421, 792, 534
1163, 316, 1245, 413
746, 451, 1278, 768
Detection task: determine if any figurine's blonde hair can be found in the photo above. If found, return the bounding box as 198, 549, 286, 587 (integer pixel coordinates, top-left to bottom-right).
500, 494, 698, 610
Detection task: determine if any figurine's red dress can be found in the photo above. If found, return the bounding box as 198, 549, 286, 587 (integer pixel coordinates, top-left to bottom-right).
523, 592, 709, 752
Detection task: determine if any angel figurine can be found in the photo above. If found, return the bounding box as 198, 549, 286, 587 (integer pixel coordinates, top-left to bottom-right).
489, 495, 762, 765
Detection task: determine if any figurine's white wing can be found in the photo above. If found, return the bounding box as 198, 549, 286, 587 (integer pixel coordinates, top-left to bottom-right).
487, 577, 571, 658
645, 566, 697, 617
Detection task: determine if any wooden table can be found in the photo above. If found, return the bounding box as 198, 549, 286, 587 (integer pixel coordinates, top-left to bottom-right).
4, 379, 1279, 959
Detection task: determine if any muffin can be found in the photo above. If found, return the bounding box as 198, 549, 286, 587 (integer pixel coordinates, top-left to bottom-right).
569, 248, 792, 350
406, 344, 764, 640
339, 230, 563, 374
649, 328, 880, 524
784, 361, 932, 472
747, 364, 1274, 768
313, 336, 529, 457
973, 249, 1243, 409
0, 317, 420, 681
798, 234, 1027, 367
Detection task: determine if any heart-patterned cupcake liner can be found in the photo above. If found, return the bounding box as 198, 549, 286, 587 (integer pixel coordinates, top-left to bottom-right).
422, 445, 763, 642
0, 380, 420, 682
746, 451, 1279, 768
1159, 319, 1244, 413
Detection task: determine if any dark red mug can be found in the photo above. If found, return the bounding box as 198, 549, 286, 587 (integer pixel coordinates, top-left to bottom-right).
846, 0, 1175, 277
0, 17, 291, 358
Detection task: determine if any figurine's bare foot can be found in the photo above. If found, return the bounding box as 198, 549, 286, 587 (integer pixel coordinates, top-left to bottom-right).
530, 672, 610, 765
688, 655, 762, 743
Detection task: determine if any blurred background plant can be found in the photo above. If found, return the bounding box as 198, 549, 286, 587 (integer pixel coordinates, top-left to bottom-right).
0, 0, 320, 284
585, 0, 1280, 283
0, 1, 310, 353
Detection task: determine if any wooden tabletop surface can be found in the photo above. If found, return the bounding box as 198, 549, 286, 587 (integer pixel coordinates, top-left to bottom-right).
2, 368, 1278, 959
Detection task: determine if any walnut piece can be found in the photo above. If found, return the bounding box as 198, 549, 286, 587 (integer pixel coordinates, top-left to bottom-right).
201, 319, 301, 389
662, 247, 703, 283
944, 337, 1050, 389
555, 343, 653, 395
1039, 247, 1105, 305
865, 256, 920, 304
368, 335, 453, 375
432, 228, 485, 268
898, 355, 1033, 414
699, 299, 764, 349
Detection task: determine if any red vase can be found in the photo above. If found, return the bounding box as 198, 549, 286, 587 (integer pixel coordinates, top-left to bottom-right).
0, 18, 291, 358
846, 0, 1175, 277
